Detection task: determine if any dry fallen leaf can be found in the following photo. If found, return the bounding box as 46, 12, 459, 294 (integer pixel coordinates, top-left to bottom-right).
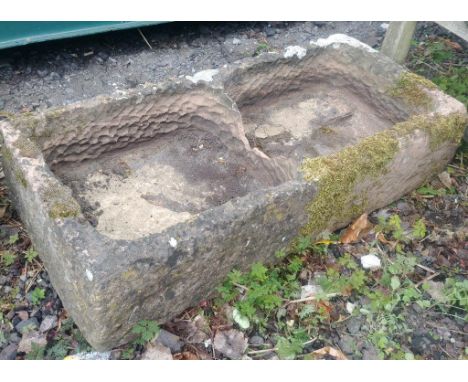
312, 346, 348, 360
173, 351, 199, 360
0, 205, 7, 219
340, 213, 373, 244
444, 39, 463, 51
438, 171, 452, 189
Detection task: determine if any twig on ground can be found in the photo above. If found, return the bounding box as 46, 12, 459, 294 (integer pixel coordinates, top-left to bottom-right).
416, 263, 436, 273
415, 272, 440, 288
247, 337, 317, 356
138, 28, 153, 50
284, 293, 339, 307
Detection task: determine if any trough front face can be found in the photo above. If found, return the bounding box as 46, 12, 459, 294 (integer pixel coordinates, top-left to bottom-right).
1, 35, 466, 350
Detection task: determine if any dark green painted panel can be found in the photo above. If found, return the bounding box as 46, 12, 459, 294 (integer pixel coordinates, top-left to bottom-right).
0, 21, 166, 49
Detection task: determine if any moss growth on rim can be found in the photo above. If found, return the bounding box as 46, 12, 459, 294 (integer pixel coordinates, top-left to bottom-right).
389, 72, 437, 108
48, 202, 80, 219
12, 136, 41, 158
300, 113, 465, 236
43, 182, 81, 220
14, 169, 27, 188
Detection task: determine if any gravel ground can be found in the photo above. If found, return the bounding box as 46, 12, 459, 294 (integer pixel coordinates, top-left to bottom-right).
0, 21, 466, 360
0, 21, 389, 112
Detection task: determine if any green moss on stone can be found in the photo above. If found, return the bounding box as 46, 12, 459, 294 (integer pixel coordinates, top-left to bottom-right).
389, 72, 437, 108
12, 136, 41, 158
14, 168, 27, 188
301, 131, 399, 235
300, 112, 466, 236
43, 182, 81, 219
48, 202, 80, 219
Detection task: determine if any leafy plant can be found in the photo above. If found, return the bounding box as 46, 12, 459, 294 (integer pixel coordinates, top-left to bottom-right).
276, 336, 304, 360
30, 288, 45, 305
131, 320, 160, 345
1, 251, 16, 266
25, 343, 46, 360
8, 233, 19, 245
253, 42, 270, 56
411, 219, 426, 239
24, 247, 38, 263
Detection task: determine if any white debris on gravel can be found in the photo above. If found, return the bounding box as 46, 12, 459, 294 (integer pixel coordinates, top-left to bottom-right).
346, 302, 356, 314
65, 351, 111, 360
169, 237, 178, 248
311, 34, 377, 53
380, 23, 390, 30
284, 45, 307, 59
85, 269, 93, 282
360, 254, 382, 270
185, 69, 219, 83
232, 38, 241, 45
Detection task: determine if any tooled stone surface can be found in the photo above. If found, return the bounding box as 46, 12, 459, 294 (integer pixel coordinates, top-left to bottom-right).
0, 35, 466, 350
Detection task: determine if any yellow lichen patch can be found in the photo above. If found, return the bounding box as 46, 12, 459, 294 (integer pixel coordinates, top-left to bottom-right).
389, 72, 437, 108
300, 112, 466, 236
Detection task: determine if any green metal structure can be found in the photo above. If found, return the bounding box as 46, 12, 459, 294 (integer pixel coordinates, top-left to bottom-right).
0, 21, 165, 50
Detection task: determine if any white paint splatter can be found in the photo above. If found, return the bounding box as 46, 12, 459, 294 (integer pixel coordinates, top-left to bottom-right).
169, 237, 178, 248
380, 23, 389, 31
85, 269, 94, 281
186, 69, 219, 84
360, 254, 382, 270
284, 45, 307, 59
310, 34, 377, 53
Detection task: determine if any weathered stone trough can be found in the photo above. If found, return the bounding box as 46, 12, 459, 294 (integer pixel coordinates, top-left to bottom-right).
1, 35, 466, 350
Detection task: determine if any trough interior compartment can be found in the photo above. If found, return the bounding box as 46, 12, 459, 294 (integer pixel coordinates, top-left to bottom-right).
44, 68, 407, 240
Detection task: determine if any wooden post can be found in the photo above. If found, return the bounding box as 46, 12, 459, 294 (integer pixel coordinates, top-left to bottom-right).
380, 21, 417, 64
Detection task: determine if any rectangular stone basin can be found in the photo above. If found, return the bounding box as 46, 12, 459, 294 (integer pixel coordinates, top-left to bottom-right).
1, 35, 466, 350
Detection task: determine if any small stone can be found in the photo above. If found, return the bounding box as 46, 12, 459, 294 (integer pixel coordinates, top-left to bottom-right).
232, 38, 241, 45
362, 344, 379, 360
338, 334, 355, 354
37, 69, 48, 78
141, 342, 173, 360
0, 343, 18, 360
15, 317, 39, 334
213, 329, 248, 359
346, 317, 362, 335
155, 329, 183, 353
18, 331, 47, 353
249, 335, 265, 347
46, 72, 61, 81
360, 254, 381, 270
39, 315, 57, 333
426, 281, 446, 303
17, 310, 29, 321
265, 27, 276, 37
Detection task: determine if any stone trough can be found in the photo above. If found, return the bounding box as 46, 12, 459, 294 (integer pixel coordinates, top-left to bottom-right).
0, 35, 466, 350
